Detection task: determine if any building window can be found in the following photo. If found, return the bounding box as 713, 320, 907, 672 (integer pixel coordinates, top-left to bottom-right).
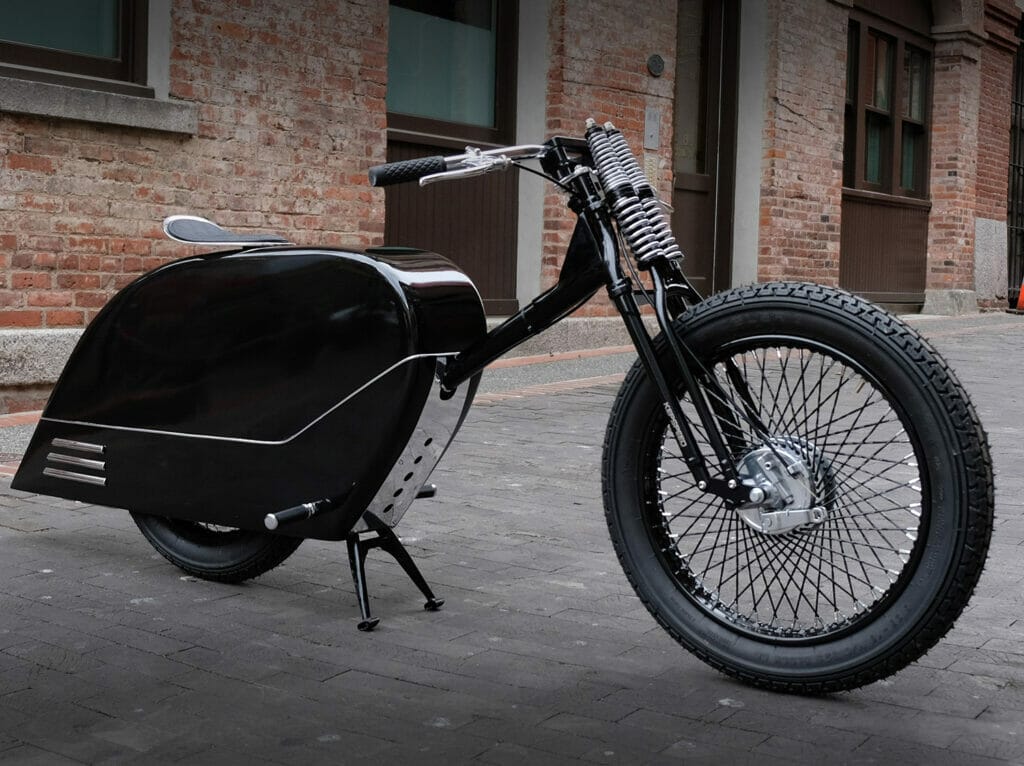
383, 0, 519, 315
386, 0, 516, 145
0, 0, 147, 92
844, 16, 931, 198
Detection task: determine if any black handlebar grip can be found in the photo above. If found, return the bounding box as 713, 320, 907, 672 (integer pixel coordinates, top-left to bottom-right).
368, 156, 447, 187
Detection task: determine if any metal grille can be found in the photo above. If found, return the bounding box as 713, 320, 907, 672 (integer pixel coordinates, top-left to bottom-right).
1009, 22, 1024, 307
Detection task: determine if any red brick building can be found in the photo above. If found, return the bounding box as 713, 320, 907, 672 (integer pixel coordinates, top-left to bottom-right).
0, 0, 1021, 410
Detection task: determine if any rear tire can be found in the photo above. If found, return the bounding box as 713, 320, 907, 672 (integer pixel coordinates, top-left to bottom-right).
602, 282, 993, 692
132, 513, 303, 583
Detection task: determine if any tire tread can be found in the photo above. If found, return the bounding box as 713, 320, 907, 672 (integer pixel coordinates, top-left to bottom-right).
601, 282, 994, 693
132, 513, 303, 584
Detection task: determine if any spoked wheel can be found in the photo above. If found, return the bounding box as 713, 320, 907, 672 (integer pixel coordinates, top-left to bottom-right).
132, 513, 303, 583
603, 283, 993, 692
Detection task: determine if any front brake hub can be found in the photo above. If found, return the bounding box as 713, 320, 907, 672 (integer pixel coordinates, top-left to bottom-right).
735, 436, 833, 535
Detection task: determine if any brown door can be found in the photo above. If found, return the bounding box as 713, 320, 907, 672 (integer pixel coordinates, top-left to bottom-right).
671, 0, 738, 297
383, 139, 519, 315
384, 0, 519, 315
839, 5, 932, 307
1010, 19, 1024, 307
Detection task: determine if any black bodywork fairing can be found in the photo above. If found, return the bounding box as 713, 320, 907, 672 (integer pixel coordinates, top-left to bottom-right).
13, 246, 486, 540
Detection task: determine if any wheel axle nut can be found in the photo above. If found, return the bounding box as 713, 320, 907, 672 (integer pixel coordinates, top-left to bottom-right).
697, 480, 708, 491
748, 487, 766, 504
727, 479, 738, 489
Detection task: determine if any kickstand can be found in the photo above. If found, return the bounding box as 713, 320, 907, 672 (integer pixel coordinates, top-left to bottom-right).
345, 510, 444, 631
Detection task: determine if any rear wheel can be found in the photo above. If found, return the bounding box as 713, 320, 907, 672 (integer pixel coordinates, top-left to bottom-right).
132, 513, 302, 583
602, 283, 993, 692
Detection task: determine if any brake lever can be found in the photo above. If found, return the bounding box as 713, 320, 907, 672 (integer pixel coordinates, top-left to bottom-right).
419, 155, 512, 187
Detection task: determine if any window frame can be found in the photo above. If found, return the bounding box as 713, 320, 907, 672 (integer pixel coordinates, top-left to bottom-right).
845, 12, 933, 200
386, 0, 518, 146
0, 1, 149, 96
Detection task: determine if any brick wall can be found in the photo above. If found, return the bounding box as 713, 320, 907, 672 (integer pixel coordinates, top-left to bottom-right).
756, 0, 847, 286
543, 0, 676, 316
3, 0, 1021, 413
927, 37, 982, 293
978, 50, 1014, 223
977, 1, 1019, 222
0, 0, 388, 333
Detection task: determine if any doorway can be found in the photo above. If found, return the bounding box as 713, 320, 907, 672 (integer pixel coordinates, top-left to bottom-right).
1009, 19, 1024, 307
383, 0, 519, 315
671, 0, 739, 297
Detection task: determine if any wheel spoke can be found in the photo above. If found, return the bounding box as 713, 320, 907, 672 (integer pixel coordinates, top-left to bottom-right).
650, 339, 923, 639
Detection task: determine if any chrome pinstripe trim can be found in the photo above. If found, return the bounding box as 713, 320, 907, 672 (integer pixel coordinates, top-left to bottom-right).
43, 467, 107, 487
47, 453, 106, 471
41, 353, 456, 446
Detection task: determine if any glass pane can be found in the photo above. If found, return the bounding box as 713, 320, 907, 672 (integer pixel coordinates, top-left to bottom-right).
903, 46, 927, 122
870, 31, 892, 112
843, 105, 856, 187
866, 112, 887, 185
902, 124, 922, 191
387, 1, 498, 128
1, 0, 119, 59
846, 22, 858, 104
673, 0, 707, 174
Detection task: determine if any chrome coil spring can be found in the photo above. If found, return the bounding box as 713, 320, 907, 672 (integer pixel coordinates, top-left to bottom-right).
604, 123, 654, 195
585, 120, 663, 265
604, 124, 684, 262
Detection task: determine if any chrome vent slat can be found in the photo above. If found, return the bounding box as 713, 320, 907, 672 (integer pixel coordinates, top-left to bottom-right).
46, 453, 106, 471
43, 467, 106, 487
51, 438, 105, 455
45, 438, 107, 487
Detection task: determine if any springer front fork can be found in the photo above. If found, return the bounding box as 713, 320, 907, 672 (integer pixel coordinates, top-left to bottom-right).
606, 257, 758, 508
438, 206, 756, 509
438, 136, 761, 508
571, 125, 760, 506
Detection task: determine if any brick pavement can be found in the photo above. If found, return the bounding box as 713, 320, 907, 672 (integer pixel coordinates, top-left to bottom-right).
0, 313, 1023, 764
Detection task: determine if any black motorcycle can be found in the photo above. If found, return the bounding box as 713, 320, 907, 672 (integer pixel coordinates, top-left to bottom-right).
13, 121, 993, 693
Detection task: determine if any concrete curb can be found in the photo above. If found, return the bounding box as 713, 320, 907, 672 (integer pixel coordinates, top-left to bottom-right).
0, 318, 656, 393
0, 328, 82, 387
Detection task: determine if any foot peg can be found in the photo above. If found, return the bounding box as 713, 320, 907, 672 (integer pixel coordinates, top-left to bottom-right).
264, 498, 331, 530
345, 510, 443, 631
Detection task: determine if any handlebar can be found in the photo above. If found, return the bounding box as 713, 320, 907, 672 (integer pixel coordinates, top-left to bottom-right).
368, 144, 547, 188
368, 155, 447, 187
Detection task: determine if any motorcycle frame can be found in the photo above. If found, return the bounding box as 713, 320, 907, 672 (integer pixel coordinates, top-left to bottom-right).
440, 137, 748, 506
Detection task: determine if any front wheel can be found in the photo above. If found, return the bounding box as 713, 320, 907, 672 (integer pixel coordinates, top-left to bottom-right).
602, 283, 993, 693
132, 513, 303, 584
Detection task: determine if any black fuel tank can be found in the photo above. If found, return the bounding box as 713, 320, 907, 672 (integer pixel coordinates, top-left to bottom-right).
13, 246, 486, 540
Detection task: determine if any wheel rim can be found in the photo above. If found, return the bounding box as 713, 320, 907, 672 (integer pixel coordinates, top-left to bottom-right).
193, 522, 245, 535
162, 517, 250, 543
646, 338, 927, 642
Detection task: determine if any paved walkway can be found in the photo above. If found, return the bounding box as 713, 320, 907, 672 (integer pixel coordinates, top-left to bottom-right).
0, 312, 1023, 764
